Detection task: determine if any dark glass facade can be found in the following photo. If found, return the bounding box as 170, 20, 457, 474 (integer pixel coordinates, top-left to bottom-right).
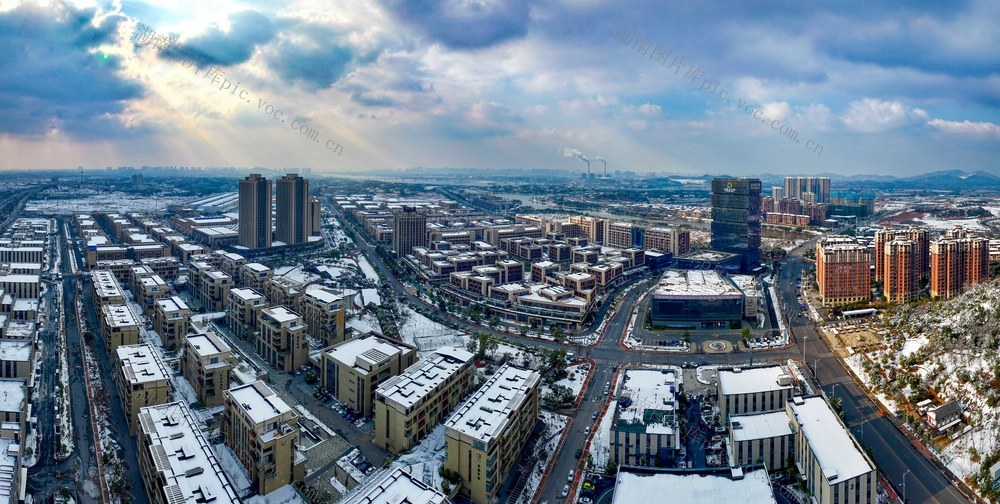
710, 178, 761, 273
650, 296, 744, 328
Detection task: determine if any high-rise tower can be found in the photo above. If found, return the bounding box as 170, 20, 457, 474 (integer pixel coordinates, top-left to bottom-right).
238, 174, 272, 249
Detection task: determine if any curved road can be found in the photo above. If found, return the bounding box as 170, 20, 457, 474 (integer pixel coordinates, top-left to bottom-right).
333, 202, 971, 504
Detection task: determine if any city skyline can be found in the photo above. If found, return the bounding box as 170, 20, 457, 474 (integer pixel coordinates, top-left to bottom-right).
0, 1, 997, 175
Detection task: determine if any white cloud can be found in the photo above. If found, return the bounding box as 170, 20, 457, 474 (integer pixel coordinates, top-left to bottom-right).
761, 101, 790, 122
840, 98, 926, 132
927, 119, 1000, 139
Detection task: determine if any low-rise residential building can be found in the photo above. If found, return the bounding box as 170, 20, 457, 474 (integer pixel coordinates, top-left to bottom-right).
114, 344, 172, 434
181, 332, 233, 408
256, 306, 308, 373
787, 396, 877, 504
610, 368, 682, 467
137, 401, 242, 504
320, 333, 417, 418
222, 381, 300, 495
611, 466, 777, 504
374, 347, 476, 454
227, 287, 268, 341
100, 304, 140, 352
341, 466, 449, 504
92, 269, 126, 307
301, 286, 347, 346
927, 400, 963, 432
728, 410, 795, 471
200, 270, 233, 312
152, 296, 192, 350
444, 365, 540, 504
241, 262, 274, 291
0, 340, 32, 379
718, 365, 794, 420
135, 274, 168, 316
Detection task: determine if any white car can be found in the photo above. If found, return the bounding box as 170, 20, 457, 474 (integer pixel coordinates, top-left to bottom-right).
567, 470, 575, 482
584, 426, 590, 434
561, 485, 570, 498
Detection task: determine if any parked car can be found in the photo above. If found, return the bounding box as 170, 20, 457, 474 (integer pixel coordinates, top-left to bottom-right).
561, 485, 570, 498
567, 470, 575, 482
575, 448, 583, 459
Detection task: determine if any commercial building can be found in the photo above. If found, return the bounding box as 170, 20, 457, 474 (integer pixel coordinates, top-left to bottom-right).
930, 227, 989, 300
239, 173, 273, 250
227, 287, 268, 341
444, 365, 540, 504
816, 237, 872, 306
276, 173, 310, 246
393, 206, 427, 257
649, 269, 745, 329
222, 381, 300, 495
320, 333, 417, 418
181, 332, 233, 408
611, 466, 777, 504
115, 344, 172, 434
711, 177, 762, 273
717, 365, 794, 420
101, 304, 141, 352
374, 347, 475, 454
883, 239, 919, 303
152, 296, 192, 350
610, 368, 681, 467
136, 401, 242, 504
728, 410, 795, 471
644, 227, 690, 256
341, 466, 450, 504
256, 306, 308, 373
787, 396, 877, 504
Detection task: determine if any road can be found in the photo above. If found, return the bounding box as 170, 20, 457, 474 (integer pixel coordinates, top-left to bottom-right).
331, 201, 973, 504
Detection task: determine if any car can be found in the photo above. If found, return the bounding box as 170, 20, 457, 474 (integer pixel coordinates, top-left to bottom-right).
578, 498, 592, 504
575, 448, 583, 459
582, 481, 596, 492
567, 470, 575, 482
592, 412, 599, 420
561, 485, 570, 498
584, 426, 590, 434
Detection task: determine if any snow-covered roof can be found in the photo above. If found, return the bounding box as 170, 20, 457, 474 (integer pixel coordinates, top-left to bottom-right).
0, 438, 19, 502
342, 467, 448, 504
117, 344, 170, 385
11, 299, 37, 312
261, 306, 301, 324
653, 269, 742, 298
244, 262, 270, 272
0, 340, 31, 362
304, 285, 345, 304
377, 347, 474, 410
226, 381, 294, 425
788, 396, 874, 484
0, 379, 25, 413
444, 365, 539, 444
718, 366, 792, 396
137, 401, 242, 504
230, 287, 264, 302
324, 334, 409, 371
614, 368, 681, 436
729, 410, 794, 442
102, 304, 139, 328
157, 296, 190, 313
611, 467, 776, 504
185, 333, 231, 358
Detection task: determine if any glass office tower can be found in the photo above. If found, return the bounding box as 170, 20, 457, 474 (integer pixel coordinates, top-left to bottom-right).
711, 177, 762, 273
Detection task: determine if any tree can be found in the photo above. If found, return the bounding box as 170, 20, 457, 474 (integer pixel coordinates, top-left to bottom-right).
476, 333, 488, 361
552, 325, 564, 342
605, 460, 619, 476
683, 330, 691, 343
741, 327, 751, 342
489, 315, 500, 329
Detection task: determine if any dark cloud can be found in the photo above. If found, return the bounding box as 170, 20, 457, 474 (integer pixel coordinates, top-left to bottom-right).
163, 10, 275, 66
381, 0, 531, 49
262, 23, 358, 89
0, 2, 144, 138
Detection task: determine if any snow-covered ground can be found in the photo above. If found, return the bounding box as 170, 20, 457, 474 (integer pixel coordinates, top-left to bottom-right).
589, 368, 627, 470
213, 443, 253, 493
912, 217, 988, 231
399, 306, 469, 355
542, 362, 591, 402
391, 424, 448, 491
25, 190, 189, 214
245, 484, 305, 504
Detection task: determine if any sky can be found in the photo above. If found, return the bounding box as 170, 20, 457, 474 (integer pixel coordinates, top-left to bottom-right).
0, 0, 997, 177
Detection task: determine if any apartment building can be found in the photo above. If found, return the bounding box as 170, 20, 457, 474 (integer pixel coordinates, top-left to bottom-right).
816, 237, 872, 306
341, 466, 449, 504
606, 222, 638, 249
115, 344, 172, 434
374, 347, 475, 454
883, 239, 919, 303
644, 227, 690, 256
717, 365, 794, 420
610, 368, 681, 467
256, 306, 308, 373
727, 410, 795, 471
930, 228, 989, 300
0, 379, 26, 503
444, 365, 540, 504
136, 274, 168, 316
227, 287, 268, 341
222, 381, 300, 495
137, 401, 241, 504
300, 285, 347, 346
874, 226, 928, 282
101, 304, 140, 352
199, 270, 233, 312
152, 296, 192, 350
787, 396, 878, 504
241, 262, 274, 292
181, 332, 233, 408
320, 333, 417, 417
0, 340, 32, 379
92, 269, 126, 306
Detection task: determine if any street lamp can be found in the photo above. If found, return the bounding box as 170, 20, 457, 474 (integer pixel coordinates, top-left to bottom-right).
831, 383, 839, 398
902, 469, 911, 502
